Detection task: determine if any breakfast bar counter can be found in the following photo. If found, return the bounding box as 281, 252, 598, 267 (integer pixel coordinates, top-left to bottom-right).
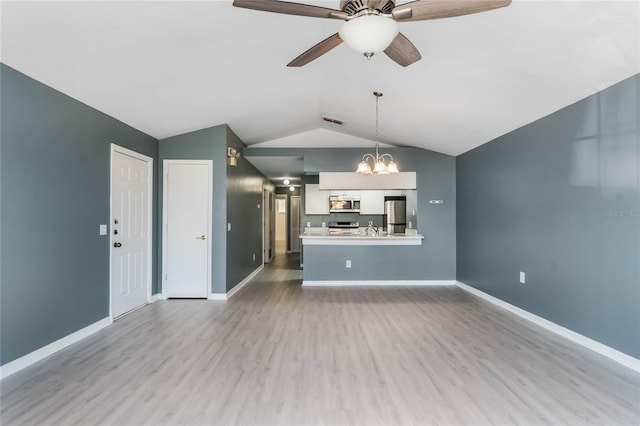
299, 229, 432, 285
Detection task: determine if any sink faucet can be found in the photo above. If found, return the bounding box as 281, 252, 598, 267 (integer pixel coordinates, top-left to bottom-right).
365, 226, 378, 236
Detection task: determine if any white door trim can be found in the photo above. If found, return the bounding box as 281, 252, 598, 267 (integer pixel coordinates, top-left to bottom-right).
162, 160, 213, 298
109, 144, 153, 320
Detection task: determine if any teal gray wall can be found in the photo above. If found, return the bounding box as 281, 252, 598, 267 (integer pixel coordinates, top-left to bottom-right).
0, 64, 159, 365
456, 74, 640, 358
226, 128, 265, 291
245, 147, 457, 280
159, 125, 267, 294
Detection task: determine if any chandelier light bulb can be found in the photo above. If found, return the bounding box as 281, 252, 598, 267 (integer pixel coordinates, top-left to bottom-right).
387, 161, 399, 174
357, 161, 373, 174
373, 160, 388, 174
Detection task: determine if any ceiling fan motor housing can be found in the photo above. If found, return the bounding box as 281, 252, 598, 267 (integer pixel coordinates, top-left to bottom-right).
340, 0, 396, 16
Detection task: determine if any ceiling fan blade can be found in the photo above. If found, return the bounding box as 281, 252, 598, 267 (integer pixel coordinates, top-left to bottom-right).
233, 0, 348, 20
384, 33, 422, 67
392, 0, 511, 22
287, 33, 343, 67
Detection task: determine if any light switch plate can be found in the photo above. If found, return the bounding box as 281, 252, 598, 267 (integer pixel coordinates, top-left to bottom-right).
227, 223, 231, 232
99, 224, 108, 235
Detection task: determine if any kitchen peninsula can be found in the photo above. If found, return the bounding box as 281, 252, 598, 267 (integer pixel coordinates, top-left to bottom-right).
300, 228, 430, 285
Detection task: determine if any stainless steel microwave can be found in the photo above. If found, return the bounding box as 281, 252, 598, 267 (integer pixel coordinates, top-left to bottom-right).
329, 195, 360, 213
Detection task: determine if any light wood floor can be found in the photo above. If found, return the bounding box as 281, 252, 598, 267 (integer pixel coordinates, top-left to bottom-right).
1, 253, 639, 425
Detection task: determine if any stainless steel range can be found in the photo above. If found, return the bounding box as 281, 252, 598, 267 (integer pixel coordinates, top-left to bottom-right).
328, 221, 360, 235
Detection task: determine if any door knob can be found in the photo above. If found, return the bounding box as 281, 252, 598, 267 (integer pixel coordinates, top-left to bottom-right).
197, 235, 206, 240
113, 242, 122, 248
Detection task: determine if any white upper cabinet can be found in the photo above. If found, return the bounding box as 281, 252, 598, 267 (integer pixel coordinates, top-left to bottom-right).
359, 191, 385, 215
384, 190, 405, 197
305, 184, 329, 215
329, 190, 360, 197
305, 185, 407, 216
319, 172, 416, 190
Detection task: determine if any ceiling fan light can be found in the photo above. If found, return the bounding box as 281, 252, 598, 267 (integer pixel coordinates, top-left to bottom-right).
339, 15, 399, 56
357, 160, 373, 174
387, 161, 399, 174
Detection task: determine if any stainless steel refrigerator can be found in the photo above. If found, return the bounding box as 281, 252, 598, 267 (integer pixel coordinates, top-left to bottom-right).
384, 196, 406, 235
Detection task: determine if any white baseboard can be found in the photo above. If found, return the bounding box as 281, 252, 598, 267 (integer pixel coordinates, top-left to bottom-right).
227, 265, 264, 299
208, 293, 227, 301
0, 317, 113, 380
455, 281, 640, 373
208, 265, 265, 301
302, 280, 456, 287
149, 293, 165, 303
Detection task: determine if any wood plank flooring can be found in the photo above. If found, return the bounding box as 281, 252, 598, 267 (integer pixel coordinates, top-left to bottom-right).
1, 253, 639, 425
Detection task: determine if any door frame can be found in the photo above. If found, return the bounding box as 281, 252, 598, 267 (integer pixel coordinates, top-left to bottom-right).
109, 144, 153, 320
162, 159, 213, 298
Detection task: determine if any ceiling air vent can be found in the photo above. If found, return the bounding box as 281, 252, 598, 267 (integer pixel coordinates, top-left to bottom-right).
322, 116, 343, 125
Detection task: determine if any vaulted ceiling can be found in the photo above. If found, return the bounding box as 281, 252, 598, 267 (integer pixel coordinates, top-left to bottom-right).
1, 1, 638, 156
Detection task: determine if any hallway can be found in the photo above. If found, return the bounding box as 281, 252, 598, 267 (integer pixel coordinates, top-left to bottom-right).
1, 255, 638, 425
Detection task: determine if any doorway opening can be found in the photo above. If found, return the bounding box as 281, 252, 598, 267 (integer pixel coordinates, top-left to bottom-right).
275, 194, 288, 255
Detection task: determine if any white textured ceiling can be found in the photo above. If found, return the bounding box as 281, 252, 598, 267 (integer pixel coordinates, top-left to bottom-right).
1, 1, 638, 156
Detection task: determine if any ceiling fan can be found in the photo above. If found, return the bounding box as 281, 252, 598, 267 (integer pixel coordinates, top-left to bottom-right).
233, 0, 512, 67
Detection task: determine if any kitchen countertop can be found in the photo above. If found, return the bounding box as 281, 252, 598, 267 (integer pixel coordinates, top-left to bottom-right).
300, 228, 423, 246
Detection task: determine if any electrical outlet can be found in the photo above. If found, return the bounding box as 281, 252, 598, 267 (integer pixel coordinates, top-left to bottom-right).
227, 223, 231, 232
346, 260, 352, 268
99, 224, 107, 235
520, 271, 526, 284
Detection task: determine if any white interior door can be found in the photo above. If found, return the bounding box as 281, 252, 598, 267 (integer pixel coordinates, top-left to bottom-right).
111, 146, 152, 318
164, 160, 211, 298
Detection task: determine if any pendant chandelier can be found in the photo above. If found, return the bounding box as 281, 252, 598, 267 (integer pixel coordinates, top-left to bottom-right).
356, 92, 399, 175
